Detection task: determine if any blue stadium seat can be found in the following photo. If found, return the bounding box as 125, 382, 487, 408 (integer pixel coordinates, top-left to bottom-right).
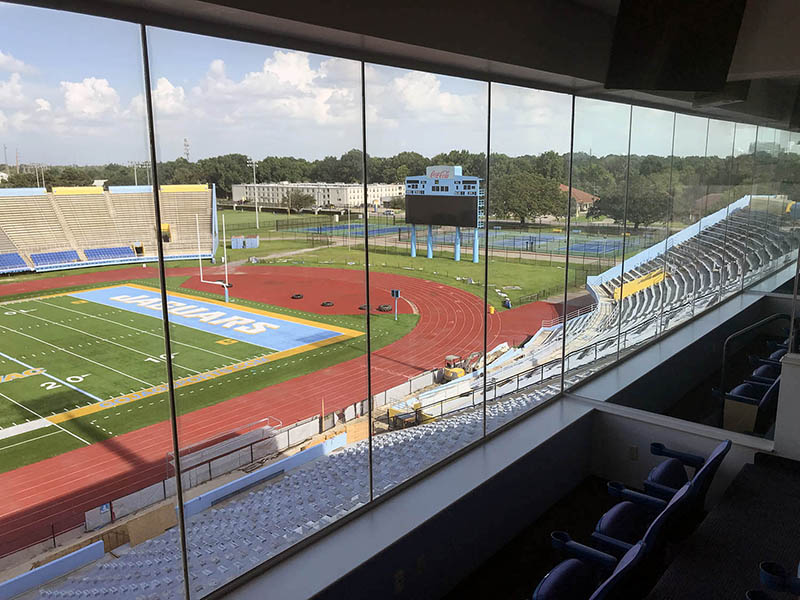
725, 378, 780, 435
750, 363, 781, 384
30, 250, 81, 266
84, 246, 135, 261
750, 348, 788, 368
544, 482, 692, 599
533, 536, 645, 600
593, 440, 731, 547
0, 252, 29, 273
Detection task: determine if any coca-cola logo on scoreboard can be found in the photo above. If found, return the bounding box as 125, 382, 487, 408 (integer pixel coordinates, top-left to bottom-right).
429, 169, 451, 179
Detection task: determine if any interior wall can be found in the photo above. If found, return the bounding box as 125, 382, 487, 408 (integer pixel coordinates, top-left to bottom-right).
589, 410, 759, 507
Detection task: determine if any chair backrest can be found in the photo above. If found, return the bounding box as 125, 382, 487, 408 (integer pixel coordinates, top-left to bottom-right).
589, 542, 646, 600
688, 439, 732, 510
641, 481, 693, 551
755, 377, 781, 435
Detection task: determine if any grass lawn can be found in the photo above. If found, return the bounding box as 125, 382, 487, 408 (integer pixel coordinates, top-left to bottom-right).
0, 275, 417, 473
256, 244, 594, 308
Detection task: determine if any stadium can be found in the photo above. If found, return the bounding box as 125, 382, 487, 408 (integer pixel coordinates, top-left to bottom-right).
0, 173, 798, 598
4, 2, 800, 600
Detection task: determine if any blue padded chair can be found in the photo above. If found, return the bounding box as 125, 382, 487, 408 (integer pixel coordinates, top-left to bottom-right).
533, 536, 645, 600
593, 440, 731, 547
750, 363, 781, 384
725, 377, 780, 435
750, 348, 787, 368
559, 482, 692, 599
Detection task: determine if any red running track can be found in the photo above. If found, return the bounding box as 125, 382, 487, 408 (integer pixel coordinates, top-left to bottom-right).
0, 266, 554, 556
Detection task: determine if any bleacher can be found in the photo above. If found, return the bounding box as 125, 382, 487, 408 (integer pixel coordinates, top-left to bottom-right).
30, 250, 81, 267
0, 185, 215, 273
84, 246, 135, 261
32, 193, 800, 598
0, 252, 29, 273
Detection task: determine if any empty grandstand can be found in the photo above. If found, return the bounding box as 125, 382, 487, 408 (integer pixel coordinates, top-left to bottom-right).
31, 193, 800, 599
0, 185, 216, 274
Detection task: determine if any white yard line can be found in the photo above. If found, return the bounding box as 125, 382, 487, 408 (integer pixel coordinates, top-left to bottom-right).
0, 418, 52, 440
0, 390, 89, 445
0, 323, 154, 387
35, 299, 243, 362
19, 310, 201, 375
0, 430, 62, 451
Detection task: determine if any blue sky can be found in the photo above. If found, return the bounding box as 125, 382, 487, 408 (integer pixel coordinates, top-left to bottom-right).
0, 3, 788, 167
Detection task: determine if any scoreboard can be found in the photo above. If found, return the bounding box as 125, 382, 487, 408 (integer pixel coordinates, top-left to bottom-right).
404, 165, 483, 228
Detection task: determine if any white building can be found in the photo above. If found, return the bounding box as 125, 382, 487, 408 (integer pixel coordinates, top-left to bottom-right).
232, 182, 404, 209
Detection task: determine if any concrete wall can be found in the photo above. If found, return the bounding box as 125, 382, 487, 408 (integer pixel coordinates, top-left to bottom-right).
184, 433, 347, 519
0, 541, 104, 600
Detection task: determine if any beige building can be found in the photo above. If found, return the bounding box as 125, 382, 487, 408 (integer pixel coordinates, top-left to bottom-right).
232, 182, 404, 209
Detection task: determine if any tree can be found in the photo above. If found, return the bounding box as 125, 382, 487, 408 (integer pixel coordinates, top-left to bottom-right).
285, 191, 315, 212
589, 174, 670, 230
388, 195, 405, 209
395, 165, 409, 183
492, 171, 564, 223
196, 153, 250, 198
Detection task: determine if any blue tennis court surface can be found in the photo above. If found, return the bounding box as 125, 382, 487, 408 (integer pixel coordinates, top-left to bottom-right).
563, 241, 624, 254
69, 285, 346, 352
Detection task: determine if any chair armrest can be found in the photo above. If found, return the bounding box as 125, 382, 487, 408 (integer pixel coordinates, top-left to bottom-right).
749, 375, 777, 385
650, 442, 705, 469
590, 532, 635, 558
607, 481, 667, 512
760, 562, 800, 595
551, 531, 617, 573
643, 480, 679, 500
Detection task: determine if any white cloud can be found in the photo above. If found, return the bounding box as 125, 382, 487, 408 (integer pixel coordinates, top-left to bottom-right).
0, 73, 26, 108
152, 77, 186, 116
60, 77, 120, 119
0, 110, 7, 132
34, 98, 51, 112
0, 50, 33, 73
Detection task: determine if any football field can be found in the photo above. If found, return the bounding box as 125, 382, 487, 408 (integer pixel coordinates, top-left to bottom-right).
0, 283, 365, 472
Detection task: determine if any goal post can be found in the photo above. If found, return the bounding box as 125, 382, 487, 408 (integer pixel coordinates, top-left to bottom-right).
196, 213, 230, 302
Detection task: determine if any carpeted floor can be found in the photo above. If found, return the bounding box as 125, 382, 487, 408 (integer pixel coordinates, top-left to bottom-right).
442, 477, 618, 600
646, 453, 800, 599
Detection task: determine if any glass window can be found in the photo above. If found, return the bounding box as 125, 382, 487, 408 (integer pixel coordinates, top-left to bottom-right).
563, 98, 632, 387
661, 113, 713, 332
365, 64, 488, 493
486, 82, 572, 429
148, 28, 368, 595
616, 105, 675, 359
0, 4, 185, 597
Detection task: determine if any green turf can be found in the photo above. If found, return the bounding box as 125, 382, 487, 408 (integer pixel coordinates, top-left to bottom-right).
0, 279, 417, 473
251, 244, 601, 308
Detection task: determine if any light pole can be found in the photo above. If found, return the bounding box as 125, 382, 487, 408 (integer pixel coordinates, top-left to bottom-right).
129, 160, 151, 186
246, 157, 258, 229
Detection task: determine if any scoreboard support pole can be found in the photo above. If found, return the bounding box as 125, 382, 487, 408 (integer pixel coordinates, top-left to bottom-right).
410, 224, 417, 258
454, 226, 461, 261
473, 227, 480, 263
427, 224, 433, 259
